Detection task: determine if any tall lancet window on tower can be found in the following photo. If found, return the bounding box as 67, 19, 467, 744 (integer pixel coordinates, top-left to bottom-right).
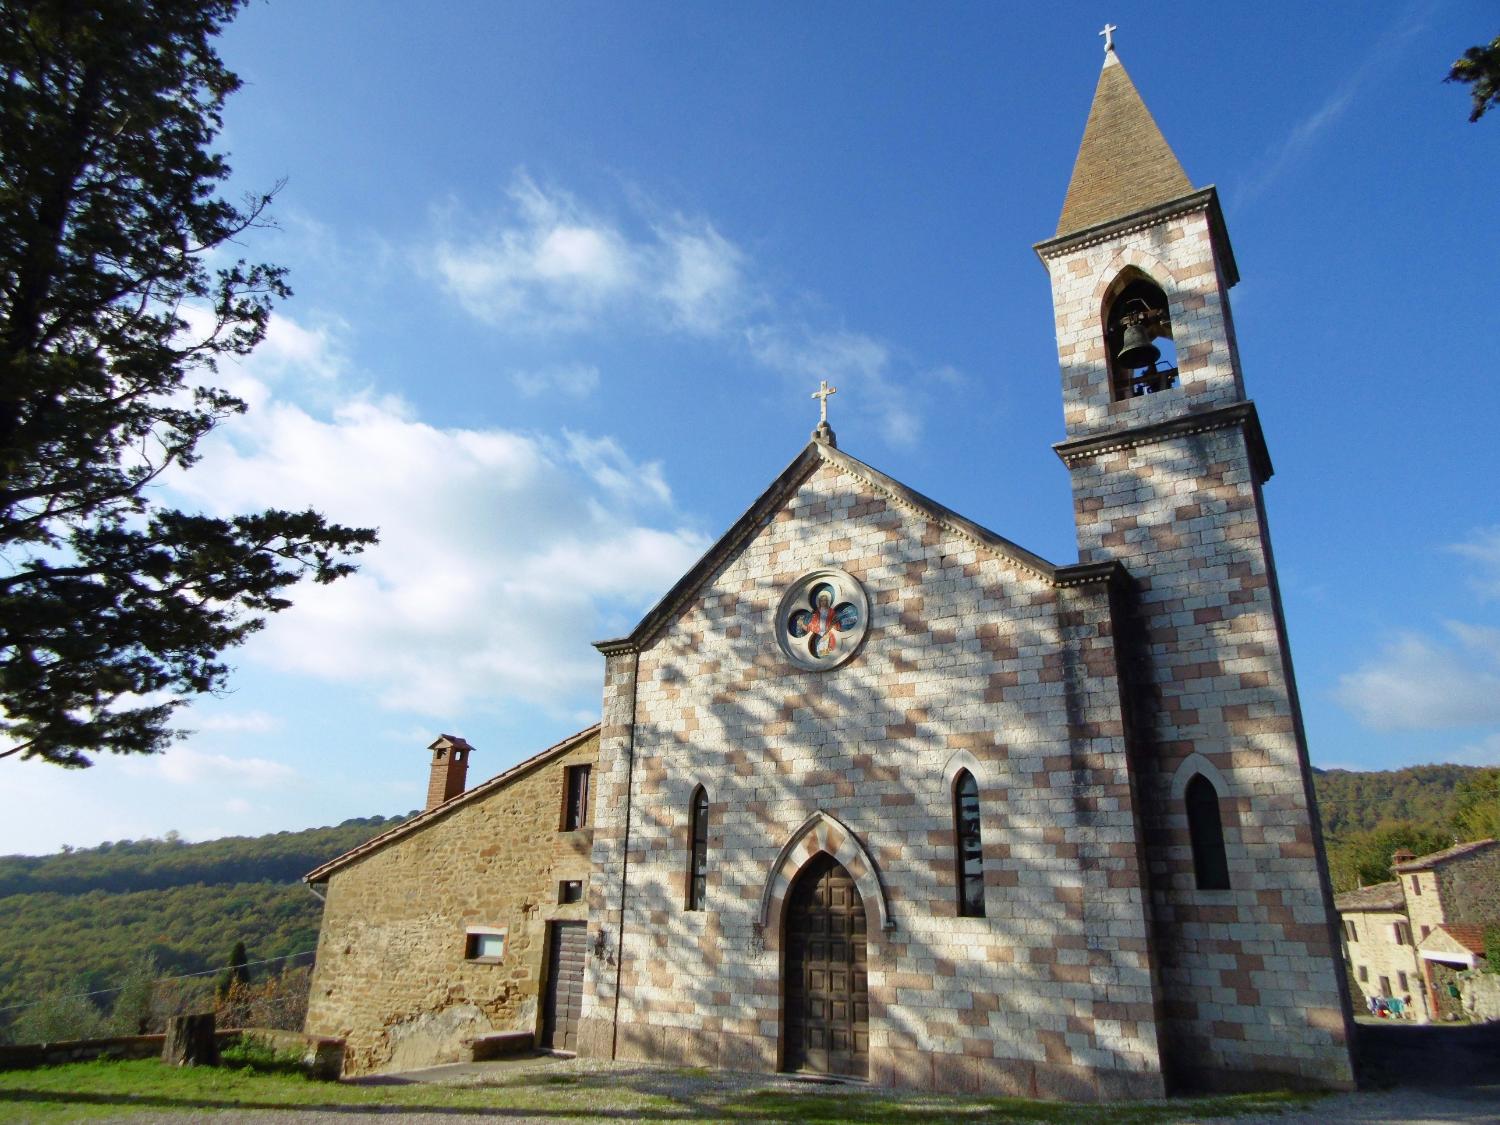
953, 770, 985, 917
1185, 774, 1231, 890
1104, 272, 1178, 400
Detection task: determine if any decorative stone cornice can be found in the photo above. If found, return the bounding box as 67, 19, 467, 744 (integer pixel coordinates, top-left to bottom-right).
1052, 400, 1273, 484
1033, 186, 1239, 288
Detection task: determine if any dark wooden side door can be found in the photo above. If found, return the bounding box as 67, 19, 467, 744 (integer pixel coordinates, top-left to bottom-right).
541, 921, 587, 1052
784, 853, 869, 1078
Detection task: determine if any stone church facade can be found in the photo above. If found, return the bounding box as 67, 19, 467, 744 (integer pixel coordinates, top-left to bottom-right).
306, 45, 1355, 1096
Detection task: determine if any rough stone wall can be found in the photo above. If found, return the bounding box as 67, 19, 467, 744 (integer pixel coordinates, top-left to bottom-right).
580, 455, 1167, 1100
1342, 910, 1429, 1020
1460, 969, 1500, 1022
1433, 847, 1500, 928
305, 732, 598, 1075
1041, 208, 1354, 1091
1404, 869, 1447, 939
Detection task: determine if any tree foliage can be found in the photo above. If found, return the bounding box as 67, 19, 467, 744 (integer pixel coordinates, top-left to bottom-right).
0, 0, 376, 766
0, 815, 404, 1025
1447, 34, 1500, 122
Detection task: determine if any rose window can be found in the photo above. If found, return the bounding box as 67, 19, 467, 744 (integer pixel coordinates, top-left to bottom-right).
775, 568, 870, 670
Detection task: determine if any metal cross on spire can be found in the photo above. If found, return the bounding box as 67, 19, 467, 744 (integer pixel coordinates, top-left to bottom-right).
812, 380, 837, 425
1099, 23, 1118, 53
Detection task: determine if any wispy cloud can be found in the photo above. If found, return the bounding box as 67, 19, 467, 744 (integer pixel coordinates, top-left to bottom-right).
511, 363, 600, 400
1234, 3, 1433, 205
185, 710, 284, 736
430, 172, 943, 451
430, 175, 743, 336
1452, 526, 1500, 599
121, 747, 298, 789
1336, 621, 1500, 731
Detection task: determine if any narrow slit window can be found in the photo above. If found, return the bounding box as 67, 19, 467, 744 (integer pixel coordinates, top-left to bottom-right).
562, 764, 591, 830
1185, 774, 1230, 890
954, 770, 985, 917
686, 786, 709, 911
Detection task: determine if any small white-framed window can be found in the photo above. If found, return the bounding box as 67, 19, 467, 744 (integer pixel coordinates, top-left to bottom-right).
464, 926, 507, 963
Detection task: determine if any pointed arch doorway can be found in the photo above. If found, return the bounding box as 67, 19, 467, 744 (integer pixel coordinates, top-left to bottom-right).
783, 852, 869, 1078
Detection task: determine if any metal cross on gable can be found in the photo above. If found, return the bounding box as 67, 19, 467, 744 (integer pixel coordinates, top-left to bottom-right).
811, 379, 837, 425
1100, 23, 1118, 53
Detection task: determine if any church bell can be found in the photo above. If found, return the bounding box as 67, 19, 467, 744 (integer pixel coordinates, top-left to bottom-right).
1116, 322, 1160, 370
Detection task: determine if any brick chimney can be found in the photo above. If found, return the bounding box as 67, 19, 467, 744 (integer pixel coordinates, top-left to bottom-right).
1392, 848, 1416, 866
426, 734, 473, 810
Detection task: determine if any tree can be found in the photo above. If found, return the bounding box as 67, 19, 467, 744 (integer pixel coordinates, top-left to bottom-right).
1453, 769, 1500, 841
1325, 822, 1453, 894
215, 939, 249, 1000
0, 0, 377, 766
1447, 34, 1500, 122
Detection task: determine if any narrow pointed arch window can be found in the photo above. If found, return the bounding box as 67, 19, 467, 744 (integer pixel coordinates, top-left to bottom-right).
1185, 774, 1230, 890
953, 770, 985, 917
1104, 273, 1178, 400
686, 786, 709, 911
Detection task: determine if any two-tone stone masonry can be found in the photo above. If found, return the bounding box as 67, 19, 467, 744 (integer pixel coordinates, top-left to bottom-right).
1037, 193, 1354, 1090
579, 447, 1171, 1099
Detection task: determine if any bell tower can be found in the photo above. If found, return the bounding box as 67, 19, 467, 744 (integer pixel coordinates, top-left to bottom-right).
1034, 36, 1355, 1092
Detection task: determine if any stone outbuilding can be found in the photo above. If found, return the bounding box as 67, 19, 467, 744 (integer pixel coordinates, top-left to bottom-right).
303, 726, 598, 1074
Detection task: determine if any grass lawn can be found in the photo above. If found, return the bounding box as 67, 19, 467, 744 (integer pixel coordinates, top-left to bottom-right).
0, 1058, 1324, 1122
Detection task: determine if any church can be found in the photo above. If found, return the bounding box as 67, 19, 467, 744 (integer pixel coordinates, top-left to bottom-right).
304, 40, 1356, 1098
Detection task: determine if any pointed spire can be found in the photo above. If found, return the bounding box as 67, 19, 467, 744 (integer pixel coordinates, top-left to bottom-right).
1055, 36, 1195, 238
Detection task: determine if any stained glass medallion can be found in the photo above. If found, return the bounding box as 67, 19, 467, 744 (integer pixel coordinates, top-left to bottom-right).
775, 568, 870, 670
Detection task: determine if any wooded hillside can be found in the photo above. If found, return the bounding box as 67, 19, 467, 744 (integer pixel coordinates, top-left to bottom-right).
0, 816, 406, 1029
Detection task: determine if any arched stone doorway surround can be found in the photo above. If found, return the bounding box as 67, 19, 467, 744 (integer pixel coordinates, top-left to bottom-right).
756, 810, 892, 948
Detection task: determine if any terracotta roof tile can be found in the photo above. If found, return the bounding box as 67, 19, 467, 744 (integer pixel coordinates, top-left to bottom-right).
1436, 924, 1492, 956
1056, 52, 1194, 238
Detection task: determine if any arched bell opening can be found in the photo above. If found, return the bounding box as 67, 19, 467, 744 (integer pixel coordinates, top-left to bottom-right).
1103, 272, 1178, 400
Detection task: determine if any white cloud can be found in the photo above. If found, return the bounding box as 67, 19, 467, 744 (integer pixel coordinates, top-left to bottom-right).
1336, 622, 1500, 731
185, 710, 283, 735
428, 173, 951, 451
1452, 527, 1500, 599
165, 374, 708, 719
120, 746, 298, 789
512, 363, 600, 399
746, 324, 921, 448
431, 175, 742, 336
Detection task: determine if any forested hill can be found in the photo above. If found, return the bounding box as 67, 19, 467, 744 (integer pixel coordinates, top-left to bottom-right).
0, 815, 408, 1018
1313, 764, 1482, 839
0, 817, 409, 898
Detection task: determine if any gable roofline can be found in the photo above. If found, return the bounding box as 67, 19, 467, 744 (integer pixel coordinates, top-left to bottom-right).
595, 440, 1128, 656
1393, 837, 1497, 872
303, 723, 600, 885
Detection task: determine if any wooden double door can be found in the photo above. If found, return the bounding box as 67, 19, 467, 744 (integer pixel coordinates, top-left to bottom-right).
541, 921, 586, 1052
783, 853, 869, 1078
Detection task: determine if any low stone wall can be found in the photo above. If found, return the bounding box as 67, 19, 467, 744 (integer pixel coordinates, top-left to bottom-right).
0, 1027, 344, 1078
1459, 971, 1500, 1023
0, 1034, 163, 1070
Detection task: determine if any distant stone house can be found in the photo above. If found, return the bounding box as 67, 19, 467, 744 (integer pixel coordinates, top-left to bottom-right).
1335, 839, 1498, 1022
303, 727, 598, 1074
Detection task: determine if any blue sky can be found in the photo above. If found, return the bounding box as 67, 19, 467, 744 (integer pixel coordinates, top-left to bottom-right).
5, 2, 1499, 854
